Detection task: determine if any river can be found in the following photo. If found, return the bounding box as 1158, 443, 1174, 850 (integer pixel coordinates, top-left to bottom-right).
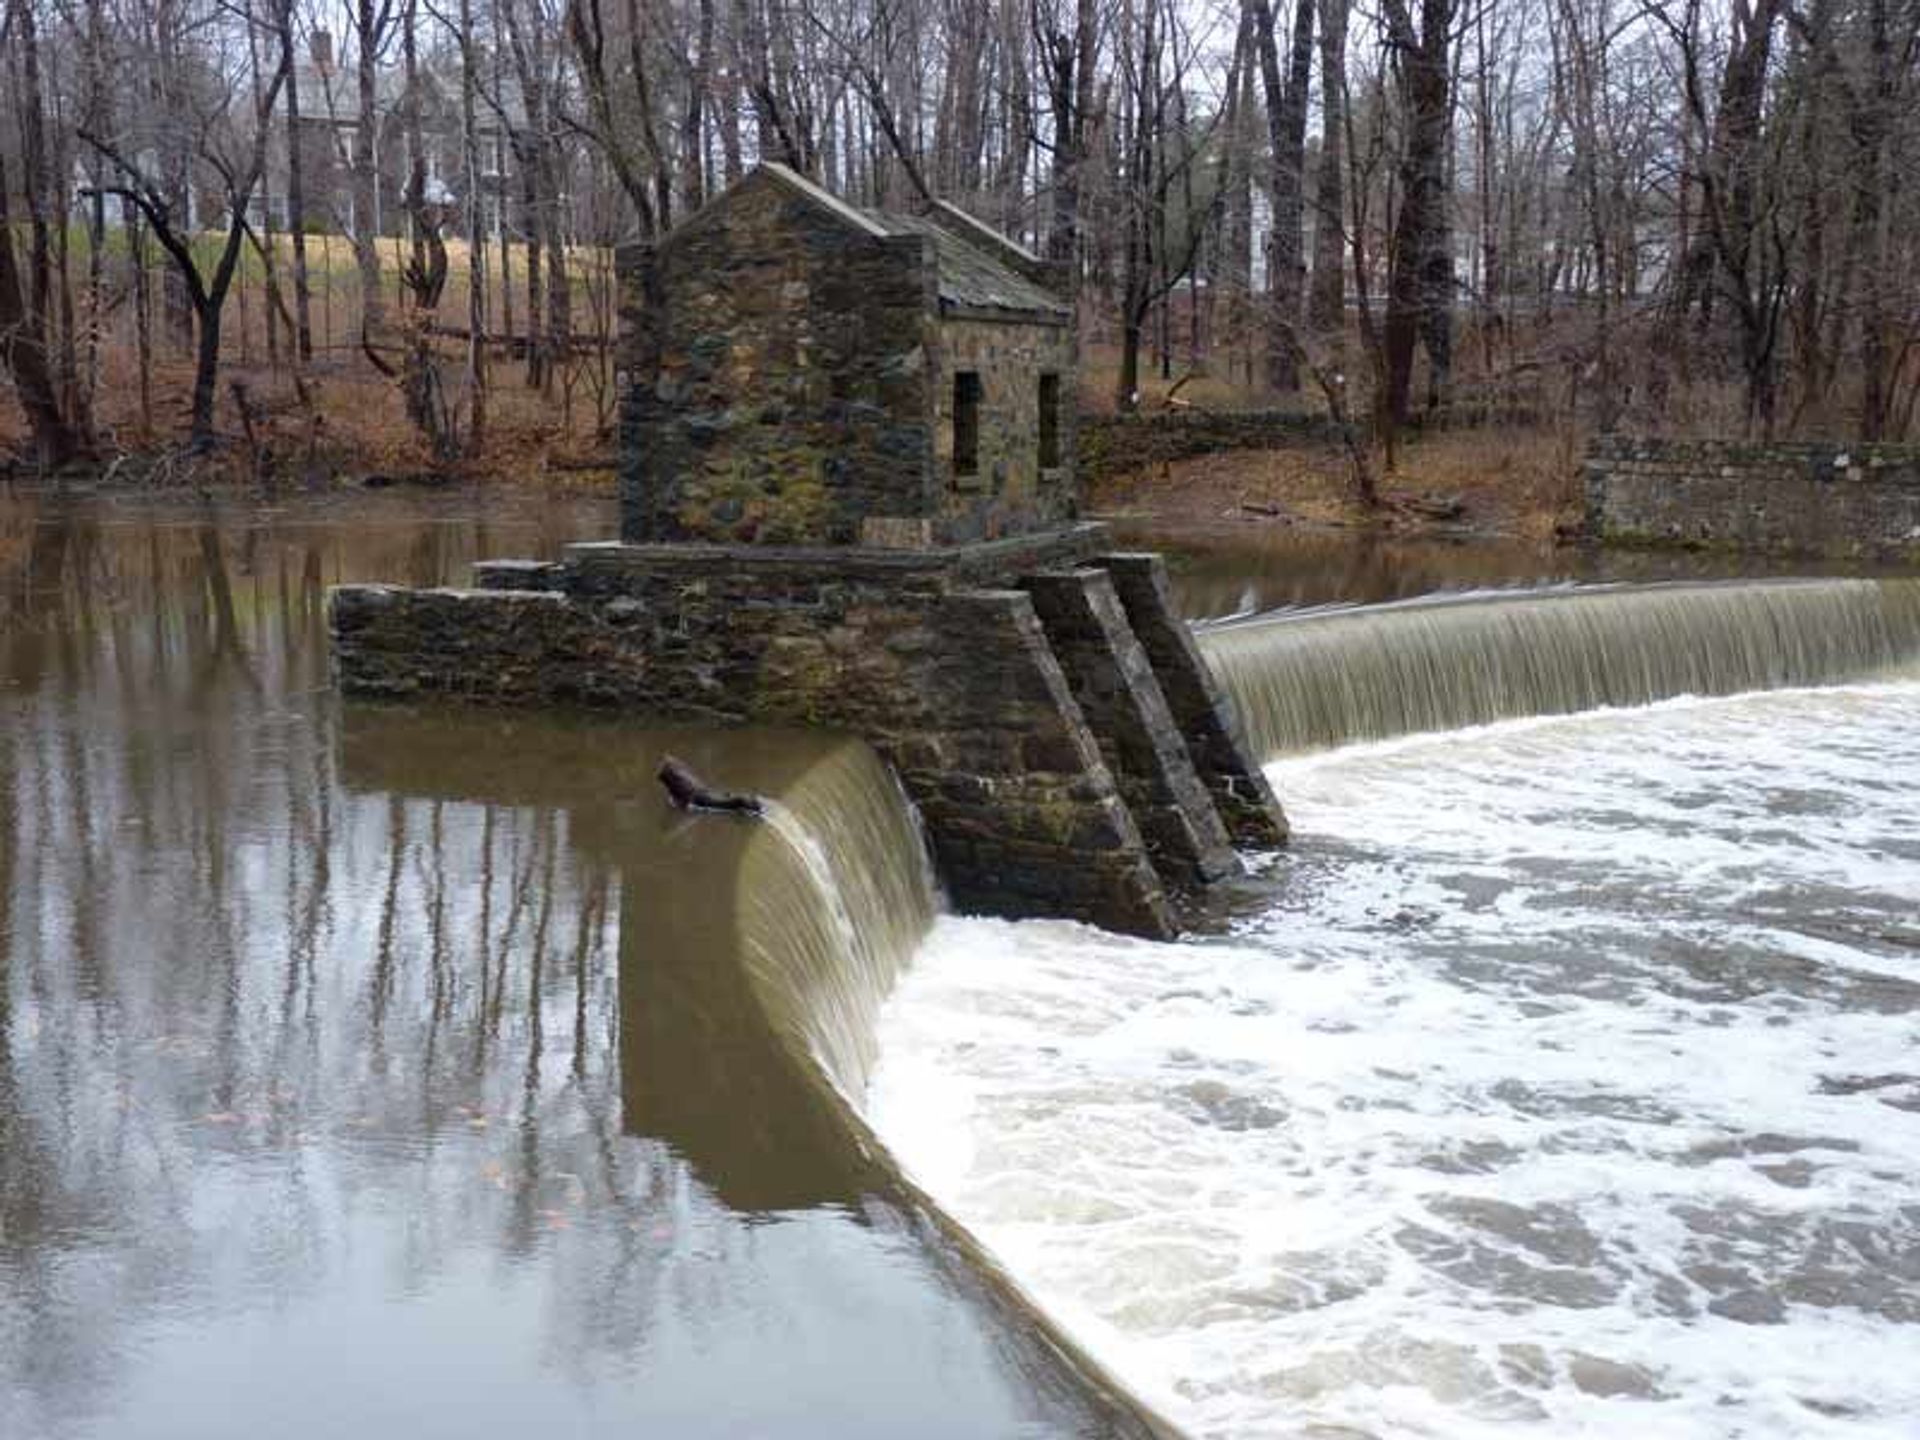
868, 683, 1920, 1438
0, 493, 1133, 1439
4, 492, 1916, 1438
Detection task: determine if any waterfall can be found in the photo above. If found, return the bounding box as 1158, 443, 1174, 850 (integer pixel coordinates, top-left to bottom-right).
737, 742, 941, 1099
1198, 577, 1920, 760
717, 738, 1179, 1436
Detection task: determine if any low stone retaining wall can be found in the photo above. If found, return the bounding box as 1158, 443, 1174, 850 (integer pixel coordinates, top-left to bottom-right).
1079, 410, 1339, 483
329, 527, 1287, 940
1586, 436, 1920, 556
1079, 399, 1546, 485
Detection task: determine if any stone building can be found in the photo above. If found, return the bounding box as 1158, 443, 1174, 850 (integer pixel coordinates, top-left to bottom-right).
619, 164, 1078, 548
332, 164, 1291, 940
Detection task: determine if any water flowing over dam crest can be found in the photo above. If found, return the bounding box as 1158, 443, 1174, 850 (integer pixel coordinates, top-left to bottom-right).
1198, 576, 1920, 759
334, 711, 1180, 1435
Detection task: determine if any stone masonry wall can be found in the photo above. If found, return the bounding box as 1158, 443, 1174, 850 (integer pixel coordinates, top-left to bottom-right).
1586, 436, 1920, 556
620, 176, 940, 546
1095, 554, 1290, 848
934, 317, 1078, 543
1079, 410, 1342, 486
332, 532, 1184, 939
1020, 569, 1237, 888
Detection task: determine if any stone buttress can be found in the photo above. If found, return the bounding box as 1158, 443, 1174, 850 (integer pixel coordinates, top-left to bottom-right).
329, 530, 1287, 939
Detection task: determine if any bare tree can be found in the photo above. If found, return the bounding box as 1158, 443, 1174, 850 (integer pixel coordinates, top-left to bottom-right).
1379, 0, 1458, 425
84, 11, 292, 451
1252, 0, 1314, 392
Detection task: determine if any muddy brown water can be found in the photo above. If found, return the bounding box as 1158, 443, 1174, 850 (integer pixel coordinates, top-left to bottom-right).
5, 493, 1907, 1439
1120, 520, 1917, 620
0, 493, 1158, 1440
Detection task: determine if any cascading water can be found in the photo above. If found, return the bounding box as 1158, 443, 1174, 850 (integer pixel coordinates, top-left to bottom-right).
866, 577, 1920, 1440
723, 738, 1181, 1438
738, 742, 941, 1097
654, 578, 1920, 1440
1198, 577, 1920, 758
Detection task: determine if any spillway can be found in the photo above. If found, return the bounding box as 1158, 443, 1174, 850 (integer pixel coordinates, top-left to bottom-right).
1197, 577, 1920, 759
861, 573, 1920, 1439
742, 744, 941, 1097
718, 740, 1181, 1438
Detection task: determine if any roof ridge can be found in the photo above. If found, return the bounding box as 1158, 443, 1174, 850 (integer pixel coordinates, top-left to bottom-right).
755, 162, 893, 239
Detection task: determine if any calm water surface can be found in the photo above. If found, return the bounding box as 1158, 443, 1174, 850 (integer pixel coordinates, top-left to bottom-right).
0, 493, 1119, 1439
1132, 521, 1913, 621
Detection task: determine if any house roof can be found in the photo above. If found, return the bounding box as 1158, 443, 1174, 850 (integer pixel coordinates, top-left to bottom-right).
867, 211, 1068, 321
285, 56, 529, 133
742, 164, 1067, 323
757, 163, 892, 239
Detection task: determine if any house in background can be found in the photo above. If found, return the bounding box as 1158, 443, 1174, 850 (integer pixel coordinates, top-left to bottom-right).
621, 163, 1078, 549
257, 30, 527, 239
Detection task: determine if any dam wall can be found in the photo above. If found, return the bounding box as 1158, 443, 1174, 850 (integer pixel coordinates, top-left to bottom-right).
330, 527, 1286, 941
1585, 436, 1920, 555
1198, 577, 1920, 760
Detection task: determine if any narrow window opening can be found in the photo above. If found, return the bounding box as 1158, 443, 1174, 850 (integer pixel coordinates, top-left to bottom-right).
1038, 373, 1061, 470
953, 372, 982, 478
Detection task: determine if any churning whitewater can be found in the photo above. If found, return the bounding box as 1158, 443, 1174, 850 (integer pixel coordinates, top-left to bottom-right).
865, 683, 1920, 1439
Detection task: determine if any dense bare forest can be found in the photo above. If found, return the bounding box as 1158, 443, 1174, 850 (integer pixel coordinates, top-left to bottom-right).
1, 0, 1918, 487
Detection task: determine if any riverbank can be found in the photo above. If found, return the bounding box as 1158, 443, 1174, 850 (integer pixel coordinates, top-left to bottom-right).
0, 346, 616, 498
1085, 424, 1584, 544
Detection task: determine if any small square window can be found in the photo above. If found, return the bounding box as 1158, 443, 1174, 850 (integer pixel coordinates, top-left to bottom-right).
953, 372, 982, 477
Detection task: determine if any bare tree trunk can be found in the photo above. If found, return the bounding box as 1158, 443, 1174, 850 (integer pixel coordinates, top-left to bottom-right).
132, 208, 154, 434
82, 0, 112, 413
996, 0, 1034, 230
1041, 0, 1101, 276
0, 157, 82, 467
1115, 0, 1161, 409
1254, 0, 1314, 392
279, 0, 316, 362
352, 0, 389, 345
8, 0, 92, 462
459, 0, 490, 453
1309, 0, 1349, 348
1381, 0, 1456, 424
520, 158, 545, 387
683, 0, 717, 209
1850, 0, 1899, 438
1219, 3, 1256, 382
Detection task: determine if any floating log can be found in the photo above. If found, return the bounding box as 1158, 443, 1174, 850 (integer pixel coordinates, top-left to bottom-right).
657, 755, 765, 817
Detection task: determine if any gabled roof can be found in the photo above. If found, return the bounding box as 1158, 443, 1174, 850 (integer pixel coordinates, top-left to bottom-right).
867, 211, 1068, 321
703, 164, 1067, 323
285, 57, 529, 133
755, 162, 891, 239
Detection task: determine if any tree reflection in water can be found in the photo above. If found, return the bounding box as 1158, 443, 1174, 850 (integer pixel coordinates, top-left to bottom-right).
0, 494, 1146, 1440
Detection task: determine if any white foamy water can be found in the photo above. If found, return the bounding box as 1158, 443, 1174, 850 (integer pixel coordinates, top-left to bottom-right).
866, 684, 1920, 1439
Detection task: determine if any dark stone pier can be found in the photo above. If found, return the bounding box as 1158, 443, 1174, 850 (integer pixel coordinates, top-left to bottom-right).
331, 531, 1285, 939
